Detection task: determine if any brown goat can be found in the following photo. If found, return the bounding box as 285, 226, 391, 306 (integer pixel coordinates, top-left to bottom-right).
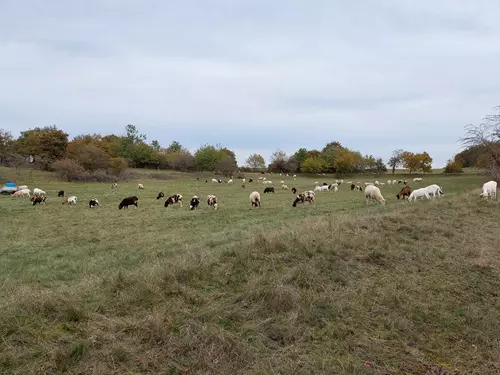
396, 185, 411, 200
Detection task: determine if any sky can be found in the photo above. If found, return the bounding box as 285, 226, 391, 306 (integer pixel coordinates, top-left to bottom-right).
1, 1, 499, 167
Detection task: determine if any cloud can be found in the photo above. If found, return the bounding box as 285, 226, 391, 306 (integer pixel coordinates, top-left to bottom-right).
1, 0, 499, 167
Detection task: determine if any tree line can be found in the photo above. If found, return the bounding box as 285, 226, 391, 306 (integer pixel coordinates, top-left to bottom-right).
0, 124, 434, 181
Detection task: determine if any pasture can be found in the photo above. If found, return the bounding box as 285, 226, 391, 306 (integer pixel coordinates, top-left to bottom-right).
1, 169, 499, 374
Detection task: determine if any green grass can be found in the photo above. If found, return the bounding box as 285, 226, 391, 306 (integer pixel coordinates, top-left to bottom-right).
1, 168, 499, 374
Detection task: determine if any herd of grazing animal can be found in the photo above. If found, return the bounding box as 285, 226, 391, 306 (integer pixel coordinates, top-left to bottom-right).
5, 177, 498, 213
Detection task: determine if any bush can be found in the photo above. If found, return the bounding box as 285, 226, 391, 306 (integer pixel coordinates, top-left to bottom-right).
444, 159, 464, 174
51, 159, 87, 181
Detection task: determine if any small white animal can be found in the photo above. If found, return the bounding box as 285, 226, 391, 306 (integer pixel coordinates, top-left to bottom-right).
138, 183, 144, 189
408, 188, 430, 201
480, 180, 497, 199
63, 196, 78, 205
365, 185, 385, 205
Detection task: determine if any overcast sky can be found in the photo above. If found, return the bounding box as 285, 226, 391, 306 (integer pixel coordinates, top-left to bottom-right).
1, 1, 499, 167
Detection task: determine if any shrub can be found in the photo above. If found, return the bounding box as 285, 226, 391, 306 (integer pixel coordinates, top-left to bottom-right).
51, 159, 87, 181
444, 159, 464, 174
109, 157, 129, 176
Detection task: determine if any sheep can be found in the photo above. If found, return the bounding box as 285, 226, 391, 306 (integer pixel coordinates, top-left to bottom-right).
156, 192, 165, 199
263, 180, 273, 184
31, 195, 46, 205
387, 180, 392, 185
398, 180, 403, 184
164, 194, 183, 208
328, 184, 338, 191
207, 194, 218, 210
89, 198, 99, 208
408, 188, 430, 201
350, 183, 362, 191
425, 184, 444, 198
12, 188, 31, 198
119, 196, 139, 209
189, 196, 200, 210
292, 190, 315, 207
250, 191, 261, 207
248, 179, 253, 183
364, 185, 386, 205
374, 181, 380, 186
111, 183, 118, 189
281, 180, 285, 184
479, 180, 497, 199
392, 180, 397, 184
322, 182, 328, 186
396, 186, 411, 200
293, 175, 297, 178
380, 182, 385, 186
291, 187, 297, 194
314, 185, 329, 192
62, 196, 77, 205
57, 190, 64, 197
281, 184, 289, 190
138, 183, 144, 189
264, 187, 275, 193
242, 178, 246, 183
212, 178, 218, 183
227, 179, 233, 184
413, 177, 423, 182
313, 181, 319, 184
33, 188, 46, 196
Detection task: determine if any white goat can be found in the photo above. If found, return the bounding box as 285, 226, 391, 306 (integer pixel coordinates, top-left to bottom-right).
408, 188, 430, 201
425, 184, 444, 198
33, 188, 46, 196
480, 180, 497, 199
365, 185, 385, 205
314, 185, 329, 192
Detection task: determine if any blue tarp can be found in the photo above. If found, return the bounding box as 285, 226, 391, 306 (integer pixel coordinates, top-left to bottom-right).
5, 182, 16, 187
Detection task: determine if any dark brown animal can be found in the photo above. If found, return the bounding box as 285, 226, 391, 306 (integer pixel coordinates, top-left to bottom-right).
31, 195, 46, 205
164, 194, 183, 207
119, 196, 139, 209
291, 187, 297, 194
396, 186, 411, 200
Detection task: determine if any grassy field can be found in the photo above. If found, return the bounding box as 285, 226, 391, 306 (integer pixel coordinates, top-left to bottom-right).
1, 168, 499, 374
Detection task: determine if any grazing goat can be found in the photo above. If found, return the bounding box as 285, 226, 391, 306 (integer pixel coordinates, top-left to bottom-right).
119, 196, 139, 209
12, 189, 31, 198
89, 198, 99, 208
62, 196, 77, 205
138, 183, 144, 189
207, 194, 218, 210
31, 195, 46, 205
58, 190, 64, 197
156, 192, 165, 199
396, 186, 411, 200
480, 180, 497, 199
33, 188, 46, 196
164, 194, 183, 208
314, 185, 329, 192
189, 196, 200, 210
408, 188, 430, 201
328, 184, 339, 191
111, 183, 118, 189
264, 187, 275, 193
292, 190, 315, 207
364, 185, 385, 205
425, 184, 444, 198
250, 191, 261, 207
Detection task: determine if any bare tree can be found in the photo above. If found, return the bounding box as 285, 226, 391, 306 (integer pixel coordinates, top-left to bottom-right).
460, 106, 500, 180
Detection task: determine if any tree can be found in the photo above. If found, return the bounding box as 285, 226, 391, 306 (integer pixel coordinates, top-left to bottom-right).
167, 151, 195, 172
444, 157, 464, 173
0, 130, 13, 163
246, 153, 266, 169
388, 149, 404, 174
334, 151, 356, 174
216, 155, 238, 176
401, 151, 433, 173
109, 157, 128, 176
269, 149, 289, 172
194, 144, 222, 171
322, 142, 348, 172
15, 125, 69, 169
460, 106, 500, 179
401, 152, 419, 173
373, 157, 388, 175
293, 148, 308, 169
300, 156, 325, 174
166, 141, 182, 153
66, 142, 110, 171
151, 140, 161, 152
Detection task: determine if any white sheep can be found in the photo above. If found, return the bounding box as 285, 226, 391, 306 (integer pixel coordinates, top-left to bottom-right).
212, 178, 218, 183
227, 179, 233, 184
63, 196, 78, 205
392, 180, 397, 184
374, 181, 380, 186
387, 180, 392, 185
250, 191, 261, 207
480, 180, 497, 199
364, 185, 386, 205
281, 184, 289, 190
280, 180, 285, 184
408, 187, 430, 201
18, 185, 28, 190
263, 180, 272, 184
425, 184, 444, 198
33, 188, 46, 196
329, 184, 338, 191
413, 177, 422, 182
12, 189, 31, 198
242, 178, 246, 183
314, 185, 329, 192
138, 183, 144, 189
